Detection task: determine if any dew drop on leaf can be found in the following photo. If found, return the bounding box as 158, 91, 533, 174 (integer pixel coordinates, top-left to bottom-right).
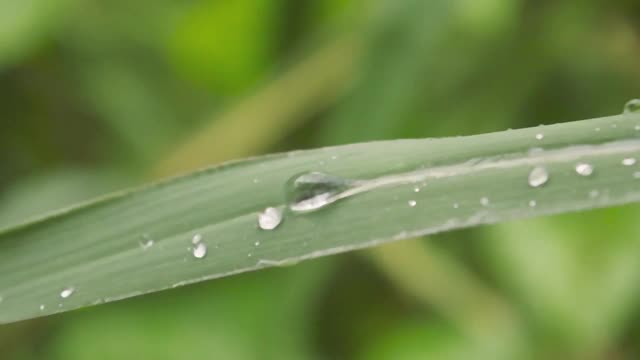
192, 242, 207, 259
622, 157, 636, 166
286, 172, 354, 213
60, 287, 75, 299
528, 166, 549, 187
575, 163, 594, 176
258, 207, 282, 230
191, 233, 202, 244
140, 234, 154, 250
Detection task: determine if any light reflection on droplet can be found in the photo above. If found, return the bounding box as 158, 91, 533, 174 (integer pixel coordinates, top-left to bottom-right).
192, 242, 207, 259
528, 166, 549, 187
575, 163, 594, 176
622, 157, 637, 166
258, 207, 283, 230
60, 287, 75, 299
191, 233, 202, 244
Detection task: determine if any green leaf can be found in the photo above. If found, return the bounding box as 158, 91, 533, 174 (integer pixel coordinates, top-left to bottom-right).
1, 113, 640, 323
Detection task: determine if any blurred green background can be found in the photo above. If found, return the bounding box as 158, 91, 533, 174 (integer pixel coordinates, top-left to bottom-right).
2, 0, 640, 358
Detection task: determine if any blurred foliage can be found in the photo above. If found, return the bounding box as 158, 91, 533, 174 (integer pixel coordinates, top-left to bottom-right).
1, 0, 640, 358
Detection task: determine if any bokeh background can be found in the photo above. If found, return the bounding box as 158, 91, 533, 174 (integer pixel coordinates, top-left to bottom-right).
2, 0, 640, 358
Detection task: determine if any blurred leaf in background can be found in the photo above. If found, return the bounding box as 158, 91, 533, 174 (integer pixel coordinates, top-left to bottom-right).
2, 0, 640, 359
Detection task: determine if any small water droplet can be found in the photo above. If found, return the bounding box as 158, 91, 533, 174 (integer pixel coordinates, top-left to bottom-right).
622, 157, 637, 166
414, 187, 420, 193
408, 200, 417, 207
60, 287, 75, 299
634, 171, 640, 179
535, 133, 544, 140
258, 207, 283, 230
589, 190, 600, 198
611, 123, 618, 128
192, 242, 207, 259
595, 127, 601, 132
480, 197, 489, 206
635, 125, 640, 131
528, 166, 549, 187
286, 172, 354, 213
453, 203, 459, 209
331, 155, 338, 160
253, 178, 260, 184
254, 241, 260, 247
140, 234, 154, 250
575, 163, 594, 176
39, 304, 45, 311
529, 200, 537, 207
623, 99, 640, 114
191, 233, 202, 244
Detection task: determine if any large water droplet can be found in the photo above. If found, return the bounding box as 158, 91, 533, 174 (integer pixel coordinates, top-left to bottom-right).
535, 133, 544, 140
528, 166, 549, 187
192, 242, 207, 259
623, 99, 640, 114
286, 172, 354, 213
258, 207, 282, 230
60, 287, 75, 299
408, 200, 417, 207
575, 163, 594, 176
622, 157, 637, 166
